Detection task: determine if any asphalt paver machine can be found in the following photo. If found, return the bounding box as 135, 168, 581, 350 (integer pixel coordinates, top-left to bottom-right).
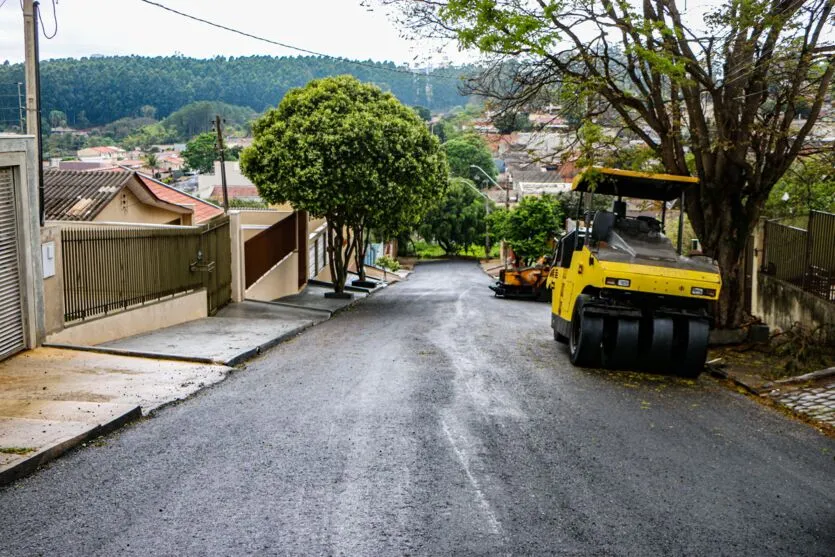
546, 168, 721, 377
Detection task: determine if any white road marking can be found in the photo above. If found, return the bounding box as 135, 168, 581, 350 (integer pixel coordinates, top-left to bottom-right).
441, 418, 503, 536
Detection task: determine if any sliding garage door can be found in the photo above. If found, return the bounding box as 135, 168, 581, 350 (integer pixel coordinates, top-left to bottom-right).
0, 167, 25, 361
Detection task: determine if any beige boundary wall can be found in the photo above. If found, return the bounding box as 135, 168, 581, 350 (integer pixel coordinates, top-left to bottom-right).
46, 289, 207, 346
750, 219, 835, 334
245, 252, 300, 302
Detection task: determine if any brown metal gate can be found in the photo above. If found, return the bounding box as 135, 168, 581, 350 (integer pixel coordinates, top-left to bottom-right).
199, 216, 232, 315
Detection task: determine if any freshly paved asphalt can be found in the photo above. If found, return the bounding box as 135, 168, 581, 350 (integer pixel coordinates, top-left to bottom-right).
1, 260, 833, 556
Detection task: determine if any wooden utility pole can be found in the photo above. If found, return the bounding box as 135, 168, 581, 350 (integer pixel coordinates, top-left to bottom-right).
214, 115, 229, 212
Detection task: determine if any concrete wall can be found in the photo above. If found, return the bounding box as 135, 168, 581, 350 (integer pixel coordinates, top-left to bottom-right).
751, 219, 835, 333
245, 252, 300, 302
46, 289, 207, 346
753, 274, 835, 333
39, 225, 64, 335
0, 135, 45, 349
95, 188, 188, 225
229, 211, 246, 303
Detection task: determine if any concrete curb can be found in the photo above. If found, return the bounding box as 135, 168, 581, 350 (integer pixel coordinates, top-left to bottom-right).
765, 366, 835, 388
243, 298, 334, 317
307, 278, 382, 294
0, 405, 141, 487
43, 343, 217, 365
705, 365, 763, 396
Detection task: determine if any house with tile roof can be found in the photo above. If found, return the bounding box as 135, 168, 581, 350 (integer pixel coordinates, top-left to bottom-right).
136, 173, 224, 224
76, 146, 126, 162
198, 161, 263, 203
43, 169, 194, 225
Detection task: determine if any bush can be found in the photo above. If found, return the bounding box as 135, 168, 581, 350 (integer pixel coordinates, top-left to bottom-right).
375, 255, 401, 272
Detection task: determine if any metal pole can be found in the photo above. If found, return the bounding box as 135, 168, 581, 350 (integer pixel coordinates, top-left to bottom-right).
484, 196, 491, 258
677, 192, 685, 255
214, 115, 229, 212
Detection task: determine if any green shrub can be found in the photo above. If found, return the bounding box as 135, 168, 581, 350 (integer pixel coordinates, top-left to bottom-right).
375, 255, 401, 271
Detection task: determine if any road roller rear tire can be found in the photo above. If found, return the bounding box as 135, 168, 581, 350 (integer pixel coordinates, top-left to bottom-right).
569, 297, 603, 367
642, 317, 674, 372
602, 318, 640, 369
675, 318, 710, 378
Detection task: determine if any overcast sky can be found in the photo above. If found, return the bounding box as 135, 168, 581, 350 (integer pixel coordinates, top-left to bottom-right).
0, 0, 466, 66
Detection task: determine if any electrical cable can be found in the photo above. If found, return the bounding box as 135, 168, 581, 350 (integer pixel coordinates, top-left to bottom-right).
36, 0, 58, 39
136, 0, 459, 81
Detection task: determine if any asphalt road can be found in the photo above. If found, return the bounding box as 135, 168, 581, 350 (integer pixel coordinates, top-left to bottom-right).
2, 260, 834, 556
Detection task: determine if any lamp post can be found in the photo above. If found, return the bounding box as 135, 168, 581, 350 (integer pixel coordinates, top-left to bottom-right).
470, 164, 509, 209
456, 177, 492, 258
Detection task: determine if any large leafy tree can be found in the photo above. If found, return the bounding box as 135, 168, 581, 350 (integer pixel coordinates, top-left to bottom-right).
443, 134, 498, 187
182, 133, 219, 174
241, 75, 448, 293
764, 153, 835, 219
489, 194, 563, 267
419, 178, 490, 255
388, 0, 835, 328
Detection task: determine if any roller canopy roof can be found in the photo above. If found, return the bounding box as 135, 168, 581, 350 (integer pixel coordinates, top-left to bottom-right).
571, 167, 698, 201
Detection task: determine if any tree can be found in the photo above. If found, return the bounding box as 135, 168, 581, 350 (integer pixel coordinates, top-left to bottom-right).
182, 132, 218, 174
143, 153, 160, 177
488, 195, 563, 267
413, 105, 431, 121
389, 0, 835, 329
764, 153, 835, 219
419, 178, 489, 255
492, 111, 531, 134
443, 134, 497, 187
241, 75, 448, 293
48, 110, 67, 128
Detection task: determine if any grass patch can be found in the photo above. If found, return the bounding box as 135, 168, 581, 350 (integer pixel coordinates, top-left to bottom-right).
0, 447, 36, 455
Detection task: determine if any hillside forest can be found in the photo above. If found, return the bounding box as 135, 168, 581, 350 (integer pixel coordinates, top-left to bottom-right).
0, 55, 471, 128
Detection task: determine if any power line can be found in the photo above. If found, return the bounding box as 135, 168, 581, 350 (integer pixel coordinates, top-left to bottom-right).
136, 0, 460, 81
36, 0, 58, 39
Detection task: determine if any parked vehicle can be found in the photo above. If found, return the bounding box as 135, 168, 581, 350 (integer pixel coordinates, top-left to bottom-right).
548, 168, 721, 377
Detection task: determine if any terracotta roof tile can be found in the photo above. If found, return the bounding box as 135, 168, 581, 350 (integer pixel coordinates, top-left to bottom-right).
138, 174, 224, 224
210, 185, 261, 200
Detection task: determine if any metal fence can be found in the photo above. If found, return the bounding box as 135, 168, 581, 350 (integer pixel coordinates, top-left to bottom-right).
62, 217, 231, 322
762, 210, 835, 302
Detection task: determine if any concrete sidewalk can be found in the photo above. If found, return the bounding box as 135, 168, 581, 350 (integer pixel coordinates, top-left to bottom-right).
96, 300, 332, 366
1, 280, 386, 486
0, 348, 230, 485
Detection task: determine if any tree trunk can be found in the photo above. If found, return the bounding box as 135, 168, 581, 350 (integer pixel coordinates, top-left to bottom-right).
687, 176, 754, 330
352, 224, 367, 281
326, 218, 350, 294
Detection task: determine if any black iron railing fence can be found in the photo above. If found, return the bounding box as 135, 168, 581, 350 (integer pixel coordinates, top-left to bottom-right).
762, 210, 835, 302
62, 217, 231, 322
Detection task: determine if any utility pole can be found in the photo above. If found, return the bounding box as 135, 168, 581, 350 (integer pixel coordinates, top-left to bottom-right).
23, 0, 44, 225
214, 114, 229, 212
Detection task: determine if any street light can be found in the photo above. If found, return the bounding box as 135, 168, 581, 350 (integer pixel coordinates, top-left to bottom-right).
469, 164, 510, 209
455, 177, 493, 258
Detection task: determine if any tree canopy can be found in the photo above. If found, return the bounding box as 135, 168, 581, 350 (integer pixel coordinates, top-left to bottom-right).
442, 134, 497, 188
0, 55, 473, 129
241, 75, 448, 292
488, 195, 563, 267
388, 0, 835, 328
419, 178, 490, 255
183, 133, 221, 174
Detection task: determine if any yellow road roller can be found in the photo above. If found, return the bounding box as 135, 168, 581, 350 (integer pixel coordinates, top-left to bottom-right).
546, 168, 721, 377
